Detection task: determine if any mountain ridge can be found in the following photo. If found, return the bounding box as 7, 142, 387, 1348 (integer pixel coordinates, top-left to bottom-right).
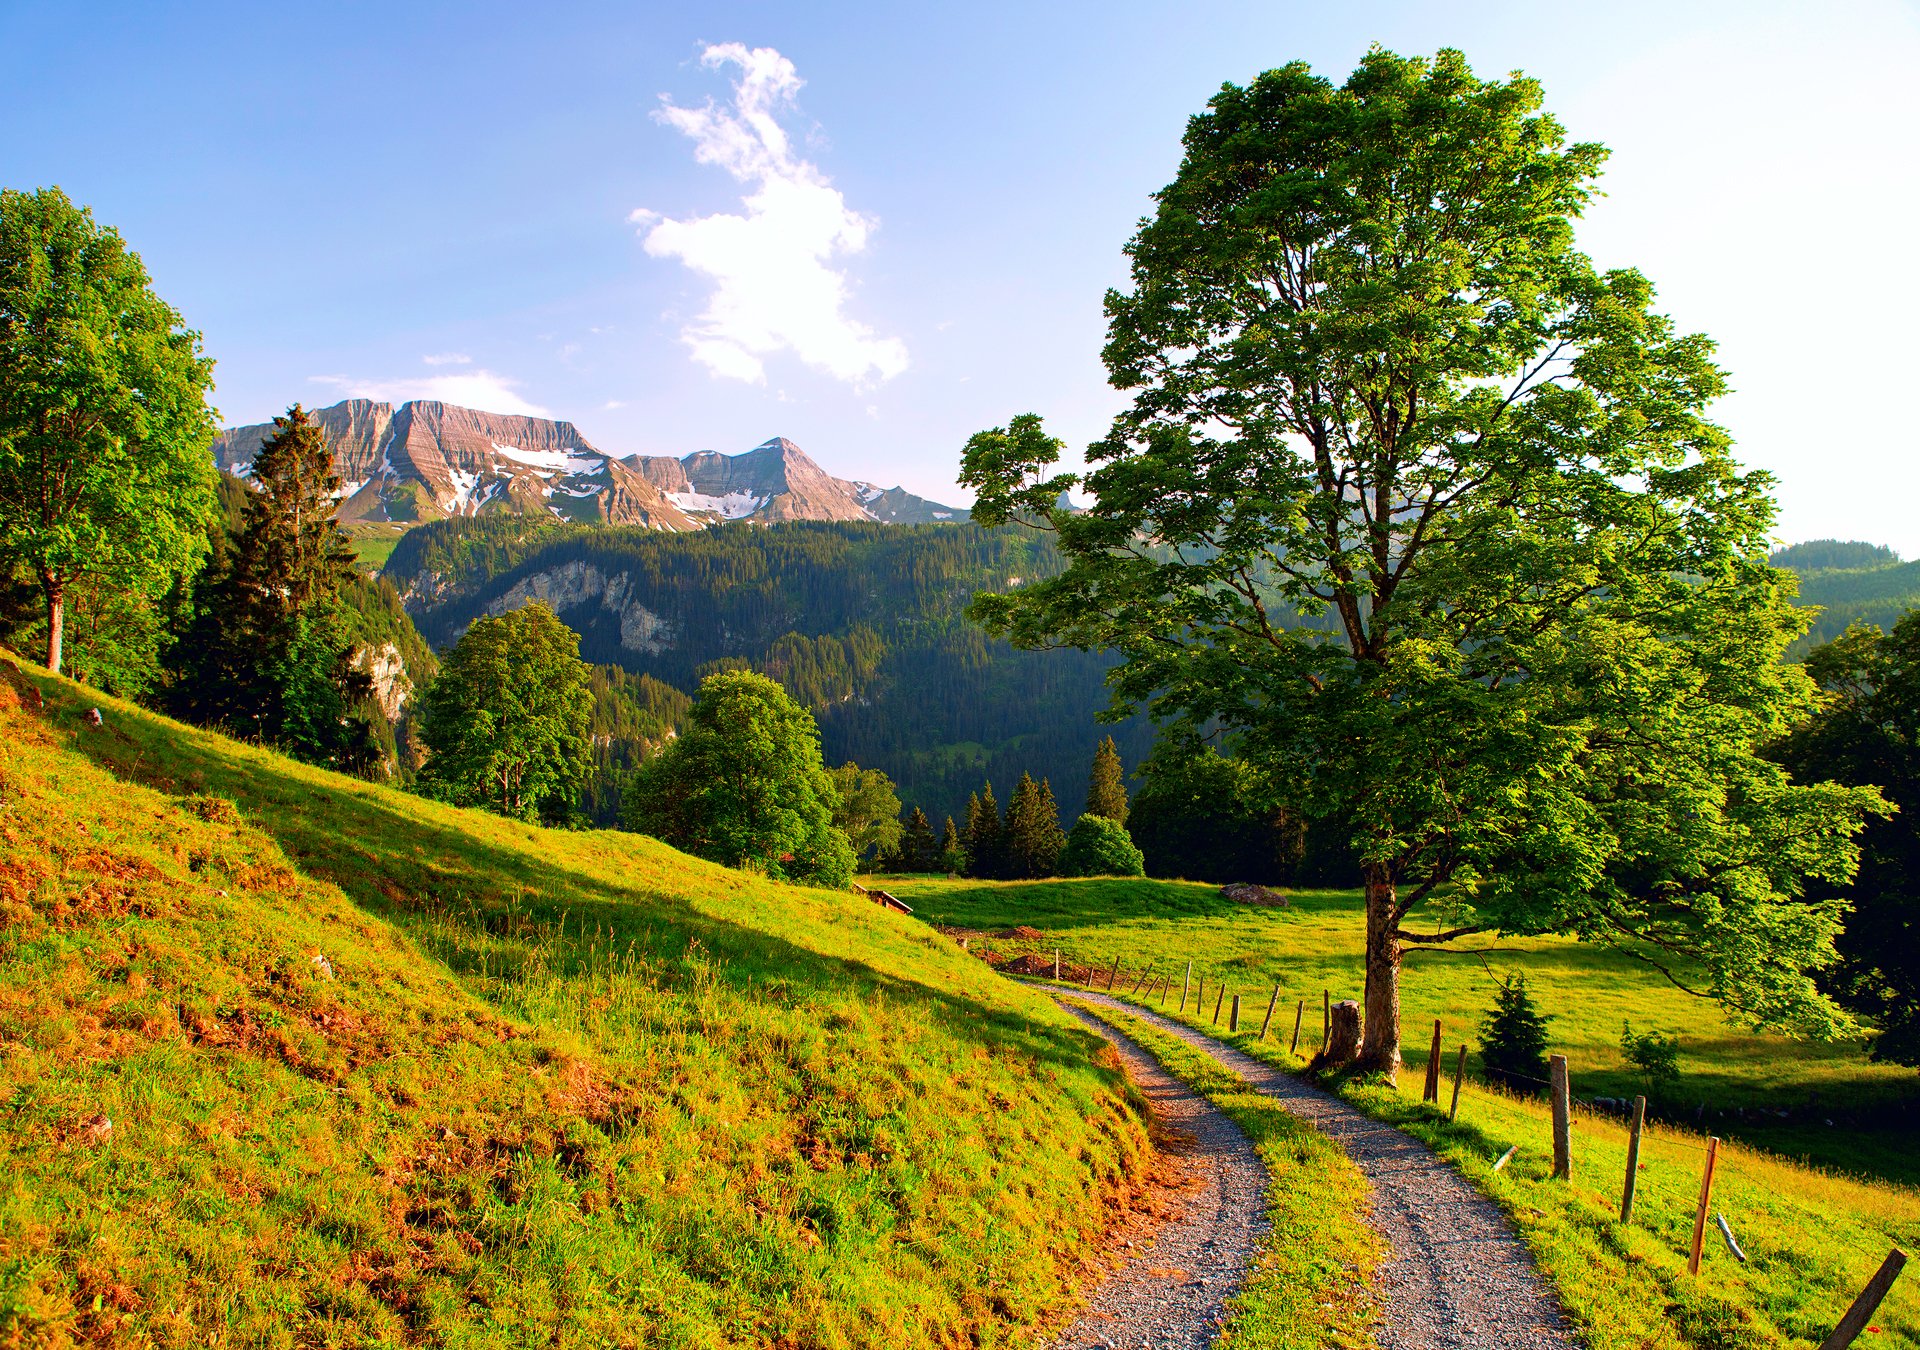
210, 399, 967, 531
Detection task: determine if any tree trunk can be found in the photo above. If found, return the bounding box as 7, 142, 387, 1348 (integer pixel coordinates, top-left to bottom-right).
1313, 1000, 1362, 1069
1356, 863, 1401, 1074
44, 584, 64, 674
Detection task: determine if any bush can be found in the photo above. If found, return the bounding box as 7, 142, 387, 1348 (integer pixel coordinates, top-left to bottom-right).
1058, 814, 1146, 878
1478, 974, 1551, 1091
1620, 1020, 1681, 1093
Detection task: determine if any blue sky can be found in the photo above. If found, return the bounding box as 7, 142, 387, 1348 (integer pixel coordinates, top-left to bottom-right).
5, 0, 1917, 549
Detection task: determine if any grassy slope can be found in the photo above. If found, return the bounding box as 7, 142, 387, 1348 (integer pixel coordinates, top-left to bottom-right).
896, 876, 1920, 1350
0, 665, 1153, 1349
887, 876, 1919, 1180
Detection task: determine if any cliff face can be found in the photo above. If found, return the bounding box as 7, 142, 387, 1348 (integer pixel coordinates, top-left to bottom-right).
211, 400, 968, 532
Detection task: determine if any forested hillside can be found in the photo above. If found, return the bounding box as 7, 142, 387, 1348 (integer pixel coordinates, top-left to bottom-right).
1774, 539, 1920, 653
383, 518, 1153, 823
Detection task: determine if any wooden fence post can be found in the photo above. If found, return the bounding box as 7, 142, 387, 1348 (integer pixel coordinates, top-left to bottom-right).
1620, 1095, 1646, 1223
1819, 1248, 1908, 1350
1230, 994, 1241, 1033
1290, 999, 1305, 1054
1105, 956, 1121, 991
1689, 1137, 1720, 1276
1194, 975, 1204, 1017
1130, 961, 1154, 995
1322, 989, 1330, 1046
1212, 985, 1226, 1025
1180, 964, 1192, 1012
1053, 949, 1060, 981
1160, 973, 1172, 1006
1260, 984, 1280, 1040
1423, 1020, 1443, 1103
1549, 1054, 1572, 1180
1449, 1044, 1467, 1121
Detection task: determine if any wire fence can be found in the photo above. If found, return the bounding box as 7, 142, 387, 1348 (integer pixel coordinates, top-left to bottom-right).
989, 941, 1915, 1341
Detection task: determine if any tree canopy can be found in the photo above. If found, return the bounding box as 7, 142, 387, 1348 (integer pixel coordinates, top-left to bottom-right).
960, 48, 1884, 1070
418, 602, 593, 820
0, 186, 217, 674
830, 761, 904, 863
623, 669, 855, 889
1059, 814, 1146, 878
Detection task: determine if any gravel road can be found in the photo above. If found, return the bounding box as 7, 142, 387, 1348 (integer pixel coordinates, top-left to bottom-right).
1069, 991, 1580, 1350
1052, 1001, 1271, 1350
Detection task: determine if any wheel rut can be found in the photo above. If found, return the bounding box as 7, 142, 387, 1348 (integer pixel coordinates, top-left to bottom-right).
1070, 991, 1580, 1349
1052, 1000, 1269, 1350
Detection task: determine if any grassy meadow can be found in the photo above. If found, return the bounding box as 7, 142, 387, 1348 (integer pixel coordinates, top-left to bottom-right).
889, 875, 1920, 1350
0, 663, 1155, 1348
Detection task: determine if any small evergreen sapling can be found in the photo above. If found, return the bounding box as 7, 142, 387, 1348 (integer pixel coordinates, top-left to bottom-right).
1478, 975, 1552, 1091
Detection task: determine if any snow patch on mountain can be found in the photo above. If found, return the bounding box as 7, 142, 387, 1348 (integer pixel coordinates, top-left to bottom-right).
666, 489, 768, 519
492, 442, 604, 476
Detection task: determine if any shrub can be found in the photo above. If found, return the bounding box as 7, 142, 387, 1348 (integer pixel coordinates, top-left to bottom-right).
1620, 1020, 1681, 1093
1059, 814, 1146, 878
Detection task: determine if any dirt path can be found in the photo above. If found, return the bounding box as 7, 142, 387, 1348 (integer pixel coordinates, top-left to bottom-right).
1053, 1001, 1270, 1350
1069, 992, 1579, 1350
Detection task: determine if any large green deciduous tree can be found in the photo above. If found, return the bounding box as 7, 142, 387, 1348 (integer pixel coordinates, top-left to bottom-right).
961, 49, 1884, 1071
830, 760, 904, 863
0, 187, 217, 674
418, 602, 593, 820
1774, 619, 1920, 1066
623, 669, 855, 889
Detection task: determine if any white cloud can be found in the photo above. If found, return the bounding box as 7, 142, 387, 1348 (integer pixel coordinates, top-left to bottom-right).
635, 43, 908, 387
309, 370, 550, 418
602, 399, 626, 410
422, 352, 472, 366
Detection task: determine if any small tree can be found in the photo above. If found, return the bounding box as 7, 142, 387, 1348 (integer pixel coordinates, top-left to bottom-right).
897, 806, 940, 872
1060, 814, 1146, 877
1478, 975, 1552, 1092
623, 668, 855, 888
418, 602, 593, 820
0, 187, 218, 674
1004, 772, 1066, 879
1086, 735, 1129, 824
939, 816, 967, 875
1619, 1020, 1681, 1094
830, 761, 904, 863
964, 783, 1006, 879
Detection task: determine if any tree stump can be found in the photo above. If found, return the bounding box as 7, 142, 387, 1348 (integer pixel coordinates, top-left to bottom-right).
1313, 1000, 1362, 1069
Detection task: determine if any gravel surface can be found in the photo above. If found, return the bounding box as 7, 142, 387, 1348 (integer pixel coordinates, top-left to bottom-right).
1052, 1001, 1271, 1350
1070, 991, 1580, 1350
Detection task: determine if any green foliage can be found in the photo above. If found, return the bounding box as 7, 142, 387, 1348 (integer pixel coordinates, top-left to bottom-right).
1478, 975, 1552, 1091
1775, 543, 1920, 656
830, 761, 904, 862
959, 49, 1885, 1066
1773, 616, 1920, 1065
1059, 813, 1145, 878
1126, 736, 1312, 884
938, 816, 966, 875
1771, 539, 1901, 574
1085, 735, 1128, 824
623, 669, 855, 888
1620, 1019, 1681, 1093
892, 805, 940, 873
578, 664, 690, 824
382, 517, 1155, 825
0, 186, 218, 674
417, 602, 593, 820
1003, 772, 1065, 879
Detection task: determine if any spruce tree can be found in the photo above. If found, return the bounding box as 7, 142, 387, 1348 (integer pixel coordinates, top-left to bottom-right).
965, 783, 1005, 879
899, 806, 939, 872
1087, 735, 1128, 824
939, 815, 966, 874
1478, 975, 1552, 1092
1005, 772, 1066, 878
232, 405, 357, 625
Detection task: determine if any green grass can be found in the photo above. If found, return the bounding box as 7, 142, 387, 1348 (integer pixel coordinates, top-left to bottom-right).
888, 876, 1920, 1182
339, 521, 412, 573
899, 876, 1920, 1350
1063, 998, 1381, 1349
0, 664, 1157, 1348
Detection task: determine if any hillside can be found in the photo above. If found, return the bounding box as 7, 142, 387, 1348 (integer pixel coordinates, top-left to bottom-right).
0, 658, 1153, 1347
383, 517, 1155, 824
212, 400, 967, 532
1773, 539, 1920, 654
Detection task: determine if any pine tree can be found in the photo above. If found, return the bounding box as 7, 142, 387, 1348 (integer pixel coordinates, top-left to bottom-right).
939, 815, 966, 875
965, 783, 1005, 879
1087, 735, 1129, 824
899, 806, 939, 872
1478, 975, 1552, 1092
232, 405, 357, 626
1005, 772, 1066, 878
